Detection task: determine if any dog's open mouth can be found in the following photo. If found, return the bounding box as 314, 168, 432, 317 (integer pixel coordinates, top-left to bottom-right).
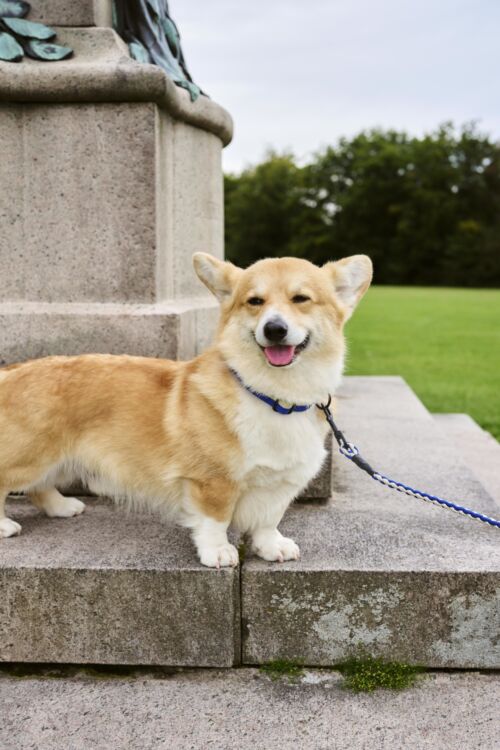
263, 335, 310, 367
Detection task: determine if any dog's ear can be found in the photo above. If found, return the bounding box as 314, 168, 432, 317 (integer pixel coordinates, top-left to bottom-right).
323, 255, 373, 319
193, 253, 241, 302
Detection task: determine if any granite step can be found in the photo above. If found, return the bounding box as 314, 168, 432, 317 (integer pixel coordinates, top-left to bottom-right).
0, 377, 498, 668
433, 413, 500, 507
0, 499, 240, 666
242, 377, 500, 669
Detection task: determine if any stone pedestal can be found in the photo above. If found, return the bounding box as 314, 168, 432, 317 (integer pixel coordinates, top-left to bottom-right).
0, 15, 232, 363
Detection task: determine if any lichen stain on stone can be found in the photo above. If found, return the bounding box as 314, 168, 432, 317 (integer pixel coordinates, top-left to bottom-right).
270, 591, 333, 615
430, 588, 500, 667
311, 585, 404, 657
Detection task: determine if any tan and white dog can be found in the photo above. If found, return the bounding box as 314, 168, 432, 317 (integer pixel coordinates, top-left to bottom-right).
0, 253, 372, 566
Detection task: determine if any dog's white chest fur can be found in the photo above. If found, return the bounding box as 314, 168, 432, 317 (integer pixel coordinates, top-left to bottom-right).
232, 394, 327, 491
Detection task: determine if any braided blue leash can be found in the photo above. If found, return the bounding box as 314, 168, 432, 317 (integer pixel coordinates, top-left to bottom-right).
317, 399, 500, 530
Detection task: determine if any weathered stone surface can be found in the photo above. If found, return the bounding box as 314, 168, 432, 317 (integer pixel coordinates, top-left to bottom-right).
0, 498, 240, 666
0, 299, 218, 365
1, 668, 499, 750
434, 413, 500, 508
242, 377, 500, 668
0, 102, 155, 303
0, 102, 223, 305
243, 562, 500, 668
29, 0, 113, 28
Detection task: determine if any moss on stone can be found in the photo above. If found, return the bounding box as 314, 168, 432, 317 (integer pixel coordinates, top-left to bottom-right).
337, 656, 424, 693
260, 660, 304, 682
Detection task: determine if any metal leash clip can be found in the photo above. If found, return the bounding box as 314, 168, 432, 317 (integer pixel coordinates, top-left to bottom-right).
339, 442, 359, 459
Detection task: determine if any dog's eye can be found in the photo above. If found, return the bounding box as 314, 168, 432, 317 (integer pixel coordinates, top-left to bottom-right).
247, 297, 264, 306
292, 294, 311, 304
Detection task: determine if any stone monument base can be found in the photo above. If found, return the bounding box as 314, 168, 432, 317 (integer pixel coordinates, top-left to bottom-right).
0, 27, 231, 365
0, 299, 218, 365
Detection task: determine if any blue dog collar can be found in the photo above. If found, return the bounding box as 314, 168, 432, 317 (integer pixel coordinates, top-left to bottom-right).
230, 369, 312, 415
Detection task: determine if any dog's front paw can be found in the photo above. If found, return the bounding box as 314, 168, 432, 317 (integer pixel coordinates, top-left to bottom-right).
0, 518, 22, 538
199, 542, 239, 569
253, 531, 300, 563
45, 496, 86, 519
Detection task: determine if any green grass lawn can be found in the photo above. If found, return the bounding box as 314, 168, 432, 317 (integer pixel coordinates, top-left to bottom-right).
344, 286, 500, 441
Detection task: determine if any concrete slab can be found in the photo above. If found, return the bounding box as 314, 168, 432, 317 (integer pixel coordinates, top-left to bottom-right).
0, 499, 240, 667
242, 377, 500, 668
1, 667, 499, 750
434, 413, 500, 507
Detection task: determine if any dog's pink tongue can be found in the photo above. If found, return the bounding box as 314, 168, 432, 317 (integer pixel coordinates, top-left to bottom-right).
264, 345, 295, 366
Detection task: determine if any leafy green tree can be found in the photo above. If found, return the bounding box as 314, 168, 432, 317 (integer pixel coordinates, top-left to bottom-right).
224, 152, 305, 267
224, 125, 500, 287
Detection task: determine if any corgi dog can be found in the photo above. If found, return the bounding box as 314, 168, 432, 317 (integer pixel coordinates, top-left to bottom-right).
0, 253, 372, 566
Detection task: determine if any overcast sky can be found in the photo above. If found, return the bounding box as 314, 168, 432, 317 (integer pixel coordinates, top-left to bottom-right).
174, 0, 500, 174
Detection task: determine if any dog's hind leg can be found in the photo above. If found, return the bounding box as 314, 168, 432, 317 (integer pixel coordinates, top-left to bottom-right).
0, 489, 21, 538
29, 488, 86, 519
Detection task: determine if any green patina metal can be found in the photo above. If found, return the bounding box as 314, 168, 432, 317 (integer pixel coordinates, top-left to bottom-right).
0, 29, 22, 60
24, 39, 72, 61
0, 0, 28, 17
113, 0, 202, 102
2, 17, 56, 40
0, 0, 73, 62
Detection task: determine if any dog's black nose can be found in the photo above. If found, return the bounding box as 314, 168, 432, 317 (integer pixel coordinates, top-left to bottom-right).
264, 319, 288, 342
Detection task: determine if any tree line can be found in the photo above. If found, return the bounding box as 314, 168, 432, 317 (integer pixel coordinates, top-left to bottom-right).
224, 124, 500, 286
